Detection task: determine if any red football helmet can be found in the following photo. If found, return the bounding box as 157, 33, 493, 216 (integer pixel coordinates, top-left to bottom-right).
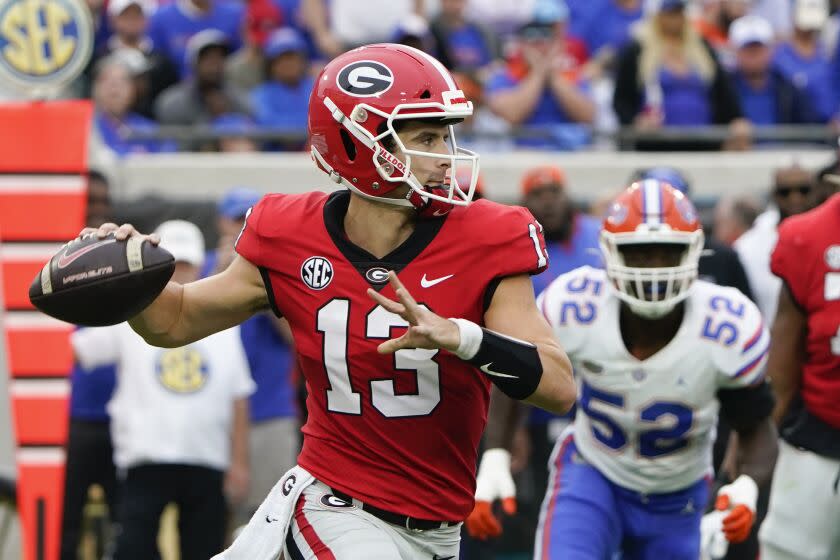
308, 43, 479, 216
600, 180, 705, 317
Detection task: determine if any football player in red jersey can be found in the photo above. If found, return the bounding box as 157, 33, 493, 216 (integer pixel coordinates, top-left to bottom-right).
759, 186, 840, 560
80, 43, 576, 559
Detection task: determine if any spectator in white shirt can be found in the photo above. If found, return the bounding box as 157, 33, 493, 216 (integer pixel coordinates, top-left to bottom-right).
71, 220, 254, 560
734, 165, 818, 321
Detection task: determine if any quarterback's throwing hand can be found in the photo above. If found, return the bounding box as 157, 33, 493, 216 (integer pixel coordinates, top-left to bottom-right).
367, 272, 460, 354
78, 222, 160, 245
465, 449, 517, 540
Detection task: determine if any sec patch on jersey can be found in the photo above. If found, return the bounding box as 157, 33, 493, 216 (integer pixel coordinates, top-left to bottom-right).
28, 233, 175, 326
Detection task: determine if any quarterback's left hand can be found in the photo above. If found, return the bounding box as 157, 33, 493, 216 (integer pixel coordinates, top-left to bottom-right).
367, 271, 460, 354
465, 449, 517, 540
715, 475, 758, 543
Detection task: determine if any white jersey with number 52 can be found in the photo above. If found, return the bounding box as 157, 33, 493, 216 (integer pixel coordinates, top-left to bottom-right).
537, 266, 769, 494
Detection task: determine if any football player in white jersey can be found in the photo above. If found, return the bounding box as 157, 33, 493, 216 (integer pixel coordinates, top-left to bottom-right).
467, 181, 778, 560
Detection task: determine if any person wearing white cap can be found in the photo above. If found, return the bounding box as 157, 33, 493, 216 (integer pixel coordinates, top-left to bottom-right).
106, 0, 155, 54
770, 0, 834, 123
70, 220, 255, 560
93, 0, 179, 119
728, 15, 821, 125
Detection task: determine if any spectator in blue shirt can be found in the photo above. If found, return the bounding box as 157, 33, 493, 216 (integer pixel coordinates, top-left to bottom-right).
728, 15, 823, 125
93, 55, 177, 156
485, 0, 596, 149
613, 0, 750, 150
774, 0, 834, 123
581, 0, 644, 65
430, 0, 499, 73
60, 171, 119, 560
203, 187, 300, 525
147, 0, 243, 77
566, 0, 608, 42
521, 165, 602, 308
250, 28, 314, 151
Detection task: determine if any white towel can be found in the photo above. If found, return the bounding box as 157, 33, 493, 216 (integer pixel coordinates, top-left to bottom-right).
213, 465, 315, 560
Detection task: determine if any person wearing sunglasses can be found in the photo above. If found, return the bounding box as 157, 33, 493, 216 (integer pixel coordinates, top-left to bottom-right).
735, 164, 818, 322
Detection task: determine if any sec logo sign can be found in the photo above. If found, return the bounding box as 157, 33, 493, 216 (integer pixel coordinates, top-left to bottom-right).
301, 256, 334, 290
156, 347, 209, 394
0, 0, 93, 93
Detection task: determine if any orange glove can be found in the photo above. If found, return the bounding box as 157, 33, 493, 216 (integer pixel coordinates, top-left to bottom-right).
466, 497, 517, 540
715, 475, 758, 544
465, 449, 517, 540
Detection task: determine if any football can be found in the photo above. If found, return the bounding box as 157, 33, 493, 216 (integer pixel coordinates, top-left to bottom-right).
28, 232, 175, 326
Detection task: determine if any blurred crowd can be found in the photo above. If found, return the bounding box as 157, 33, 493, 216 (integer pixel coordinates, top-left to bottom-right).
60, 144, 840, 558
77, 0, 840, 156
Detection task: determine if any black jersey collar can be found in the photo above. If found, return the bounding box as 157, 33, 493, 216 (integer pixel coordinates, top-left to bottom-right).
322, 190, 447, 288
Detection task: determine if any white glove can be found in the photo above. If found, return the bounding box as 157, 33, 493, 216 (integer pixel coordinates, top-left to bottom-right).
465, 449, 517, 540
715, 474, 758, 543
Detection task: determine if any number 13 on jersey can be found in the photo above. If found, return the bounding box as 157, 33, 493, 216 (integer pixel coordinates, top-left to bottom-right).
317, 299, 441, 418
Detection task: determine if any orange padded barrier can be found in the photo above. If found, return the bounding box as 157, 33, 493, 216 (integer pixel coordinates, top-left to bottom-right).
0, 176, 87, 242
11, 383, 70, 446
0, 244, 61, 311
16, 450, 66, 560
0, 101, 92, 174
0, 100, 92, 560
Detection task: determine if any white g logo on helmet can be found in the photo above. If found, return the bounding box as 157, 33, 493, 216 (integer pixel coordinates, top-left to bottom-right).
337, 61, 394, 97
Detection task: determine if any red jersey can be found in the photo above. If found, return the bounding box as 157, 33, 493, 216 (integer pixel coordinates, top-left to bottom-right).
771, 193, 840, 430
235, 190, 548, 521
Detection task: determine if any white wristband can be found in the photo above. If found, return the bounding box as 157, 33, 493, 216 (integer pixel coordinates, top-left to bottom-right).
450, 318, 483, 360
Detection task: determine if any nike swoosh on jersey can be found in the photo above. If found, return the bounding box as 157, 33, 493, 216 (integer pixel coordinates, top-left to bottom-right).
433, 556, 455, 560
56, 238, 117, 269
479, 363, 518, 379
420, 273, 454, 288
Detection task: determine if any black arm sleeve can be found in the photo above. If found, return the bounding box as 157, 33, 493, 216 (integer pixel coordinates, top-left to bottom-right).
612, 40, 644, 125
717, 381, 775, 433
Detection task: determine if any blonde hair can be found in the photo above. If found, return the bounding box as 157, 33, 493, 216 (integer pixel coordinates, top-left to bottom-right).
635, 17, 716, 86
